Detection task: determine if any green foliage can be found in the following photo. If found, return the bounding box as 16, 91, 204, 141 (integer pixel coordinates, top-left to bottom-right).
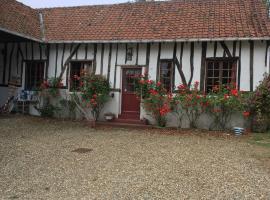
250, 73, 270, 119
59, 99, 77, 119
72, 74, 111, 121
249, 133, 270, 148
35, 103, 60, 118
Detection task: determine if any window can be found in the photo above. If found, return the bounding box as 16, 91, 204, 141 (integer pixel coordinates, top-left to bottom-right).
159, 60, 173, 92
69, 61, 93, 90
126, 47, 133, 61
205, 58, 237, 92
25, 61, 45, 90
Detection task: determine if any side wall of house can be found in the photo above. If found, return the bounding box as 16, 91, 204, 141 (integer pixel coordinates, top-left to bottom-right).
0, 40, 269, 126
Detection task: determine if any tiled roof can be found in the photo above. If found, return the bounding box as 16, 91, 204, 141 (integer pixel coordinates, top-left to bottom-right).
0, 0, 41, 40
1, 0, 270, 42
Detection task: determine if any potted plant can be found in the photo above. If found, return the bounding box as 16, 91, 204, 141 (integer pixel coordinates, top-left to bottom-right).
104, 112, 115, 121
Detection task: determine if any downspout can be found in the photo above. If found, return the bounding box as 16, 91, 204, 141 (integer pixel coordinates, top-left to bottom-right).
39, 12, 46, 42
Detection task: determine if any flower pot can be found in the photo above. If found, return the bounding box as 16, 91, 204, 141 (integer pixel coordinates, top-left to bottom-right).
105, 115, 114, 121
233, 127, 244, 136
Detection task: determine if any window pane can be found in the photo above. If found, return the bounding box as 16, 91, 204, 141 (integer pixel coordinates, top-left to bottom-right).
70, 62, 82, 91
70, 61, 93, 91
205, 59, 237, 92
25, 62, 44, 90
160, 61, 173, 92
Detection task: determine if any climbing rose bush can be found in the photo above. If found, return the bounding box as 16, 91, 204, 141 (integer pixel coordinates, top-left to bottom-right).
71, 73, 110, 122
40, 77, 64, 97
207, 84, 247, 130
135, 75, 173, 127
173, 81, 209, 128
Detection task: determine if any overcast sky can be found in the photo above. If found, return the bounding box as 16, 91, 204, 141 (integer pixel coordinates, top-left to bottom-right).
17, 0, 129, 8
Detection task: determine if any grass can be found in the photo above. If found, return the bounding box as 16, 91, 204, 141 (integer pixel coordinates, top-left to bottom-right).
249, 132, 270, 148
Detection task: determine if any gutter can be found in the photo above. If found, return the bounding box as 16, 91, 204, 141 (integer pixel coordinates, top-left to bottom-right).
47, 37, 270, 44
0, 26, 269, 43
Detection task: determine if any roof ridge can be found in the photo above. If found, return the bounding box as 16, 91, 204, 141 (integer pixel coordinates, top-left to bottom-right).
37, 1, 168, 11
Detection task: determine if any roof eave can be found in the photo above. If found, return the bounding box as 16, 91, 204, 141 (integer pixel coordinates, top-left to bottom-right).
0, 27, 43, 43
46, 37, 270, 44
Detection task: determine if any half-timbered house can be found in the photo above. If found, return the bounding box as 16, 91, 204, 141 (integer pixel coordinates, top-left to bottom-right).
1, 0, 270, 127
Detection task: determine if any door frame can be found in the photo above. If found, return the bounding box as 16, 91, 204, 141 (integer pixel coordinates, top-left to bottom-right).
120, 66, 143, 115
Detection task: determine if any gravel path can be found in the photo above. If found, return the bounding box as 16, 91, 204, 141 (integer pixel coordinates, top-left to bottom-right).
0, 116, 270, 200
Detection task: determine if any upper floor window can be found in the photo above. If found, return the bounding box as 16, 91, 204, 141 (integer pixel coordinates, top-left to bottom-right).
159, 60, 173, 92
25, 61, 45, 90
205, 58, 237, 92
69, 61, 93, 91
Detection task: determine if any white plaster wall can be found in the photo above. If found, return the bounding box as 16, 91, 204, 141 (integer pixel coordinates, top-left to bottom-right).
148, 43, 158, 80
138, 44, 147, 66
182, 42, 191, 82
240, 41, 251, 91
254, 41, 267, 89
160, 42, 174, 59
193, 42, 202, 84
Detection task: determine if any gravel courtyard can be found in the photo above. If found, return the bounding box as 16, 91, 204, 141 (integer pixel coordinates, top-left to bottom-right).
0, 116, 270, 200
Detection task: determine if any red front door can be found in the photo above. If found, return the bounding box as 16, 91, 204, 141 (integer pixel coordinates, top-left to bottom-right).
121, 68, 141, 116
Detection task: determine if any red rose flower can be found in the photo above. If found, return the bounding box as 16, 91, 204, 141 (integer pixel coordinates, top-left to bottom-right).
231, 89, 238, 96
243, 111, 250, 118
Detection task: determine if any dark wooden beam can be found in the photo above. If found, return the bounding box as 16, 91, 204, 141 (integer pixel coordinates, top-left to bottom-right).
107, 43, 112, 80
93, 44, 97, 74
16, 43, 19, 75
232, 41, 237, 57
174, 42, 187, 86
25, 43, 28, 60
58, 43, 81, 80
85, 44, 88, 60
172, 42, 177, 91
125, 43, 128, 64
31, 42, 34, 60
156, 43, 161, 81
18, 43, 25, 85
75, 44, 78, 59
265, 41, 269, 67
55, 44, 59, 78
200, 42, 207, 91
8, 43, 15, 83
136, 43, 139, 66
213, 41, 217, 58
45, 44, 50, 79
61, 43, 66, 71
2, 43, 7, 84
249, 41, 254, 92
39, 43, 42, 60
145, 43, 150, 75
237, 41, 242, 90
100, 43, 104, 75
188, 42, 194, 87
220, 41, 232, 57
114, 44, 119, 88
